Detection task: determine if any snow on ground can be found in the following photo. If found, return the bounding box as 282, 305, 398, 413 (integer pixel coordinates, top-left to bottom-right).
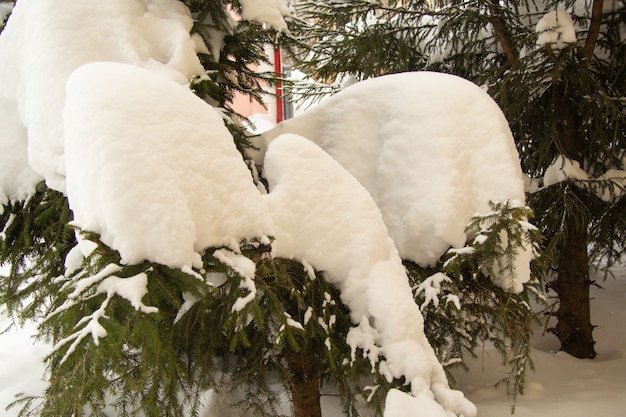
454, 266, 626, 417
2, 266, 625, 417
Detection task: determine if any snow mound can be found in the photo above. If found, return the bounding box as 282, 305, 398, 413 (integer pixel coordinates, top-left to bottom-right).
64, 62, 269, 268
263, 134, 477, 417
258, 72, 526, 268
0, 98, 42, 210
239, 0, 291, 33
543, 155, 589, 187
0, 0, 206, 194
536, 10, 577, 50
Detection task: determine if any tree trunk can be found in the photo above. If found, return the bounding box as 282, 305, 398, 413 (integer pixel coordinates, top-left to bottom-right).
283, 349, 322, 417
550, 91, 596, 359
550, 219, 596, 358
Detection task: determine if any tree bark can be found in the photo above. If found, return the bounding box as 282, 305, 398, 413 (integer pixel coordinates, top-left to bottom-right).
550, 91, 596, 359
583, 0, 605, 64
550, 215, 596, 358
488, 0, 518, 63
284, 349, 322, 417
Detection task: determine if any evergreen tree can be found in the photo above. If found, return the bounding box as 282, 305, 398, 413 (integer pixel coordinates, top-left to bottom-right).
290, 0, 625, 360
0, 2, 542, 417
0, 1, 372, 416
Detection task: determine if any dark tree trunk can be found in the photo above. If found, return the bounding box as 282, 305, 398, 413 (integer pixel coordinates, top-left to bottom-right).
283, 349, 322, 417
550, 92, 596, 359
550, 219, 596, 358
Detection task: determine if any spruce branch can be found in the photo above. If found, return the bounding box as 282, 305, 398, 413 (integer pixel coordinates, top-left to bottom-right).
583, 0, 605, 64
488, 0, 518, 63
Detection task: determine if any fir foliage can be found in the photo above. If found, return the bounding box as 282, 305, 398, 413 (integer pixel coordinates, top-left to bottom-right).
290, 0, 625, 362
405, 201, 543, 410
0, 1, 394, 416
3, 0, 621, 415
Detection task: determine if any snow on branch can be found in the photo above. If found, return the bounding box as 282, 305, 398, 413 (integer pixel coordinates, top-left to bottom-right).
258, 71, 527, 269
454, 200, 538, 294
53, 269, 158, 365
263, 133, 478, 417
540, 154, 626, 202
239, 0, 292, 34
536, 10, 577, 51
414, 272, 453, 311
214, 248, 258, 313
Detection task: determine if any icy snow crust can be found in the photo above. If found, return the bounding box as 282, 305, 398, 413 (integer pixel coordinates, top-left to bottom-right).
259, 72, 526, 267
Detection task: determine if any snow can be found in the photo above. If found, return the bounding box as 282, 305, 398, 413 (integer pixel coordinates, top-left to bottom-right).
0, 319, 49, 414
64, 62, 270, 269
543, 155, 589, 187
239, 0, 291, 34
0, 3, 11, 16
263, 134, 476, 417
415, 272, 452, 311
257, 72, 527, 271
0, 2, 535, 416
214, 248, 259, 312
536, 10, 577, 50
595, 169, 626, 202
4, 266, 626, 417
541, 155, 626, 203
96, 272, 159, 314
0, 98, 41, 210
0, 0, 207, 194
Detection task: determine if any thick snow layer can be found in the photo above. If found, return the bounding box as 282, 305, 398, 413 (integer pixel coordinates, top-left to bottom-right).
0, 98, 42, 210
263, 134, 476, 417
536, 10, 577, 50
239, 0, 291, 33
64, 62, 270, 268
258, 72, 526, 268
0, 0, 206, 194
543, 155, 589, 186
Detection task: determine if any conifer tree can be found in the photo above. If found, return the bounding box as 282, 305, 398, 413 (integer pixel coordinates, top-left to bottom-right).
0, 1, 372, 416
290, 0, 625, 360
0, 2, 541, 417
